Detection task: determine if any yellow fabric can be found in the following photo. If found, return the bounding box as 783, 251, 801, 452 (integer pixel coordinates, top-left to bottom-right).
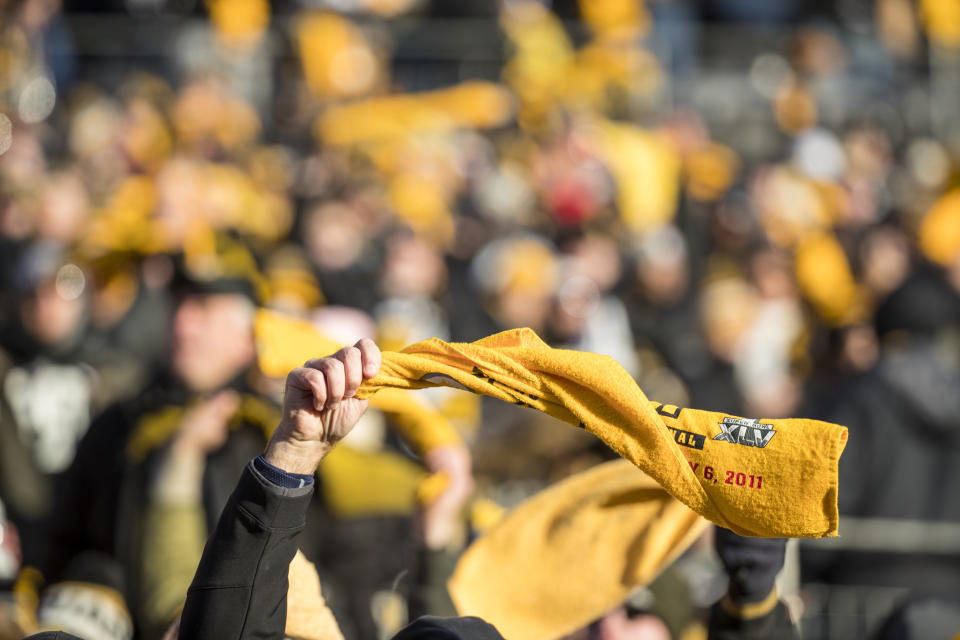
757, 168, 832, 248
684, 142, 740, 202
82, 176, 157, 254
207, 0, 269, 49
13, 567, 41, 634
254, 308, 463, 454
314, 82, 513, 145
295, 12, 383, 99
919, 188, 960, 265
594, 120, 682, 236
386, 170, 456, 247
500, 2, 575, 128
254, 308, 341, 377
369, 388, 464, 453
920, 0, 960, 47
357, 329, 848, 538
141, 503, 206, 630
318, 445, 425, 518
448, 459, 710, 640
286, 551, 344, 640
795, 231, 866, 326
564, 40, 662, 111
578, 0, 649, 38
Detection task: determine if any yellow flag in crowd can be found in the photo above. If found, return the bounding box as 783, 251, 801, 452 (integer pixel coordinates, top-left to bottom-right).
357, 328, 848, 538
593, 120, 682, 236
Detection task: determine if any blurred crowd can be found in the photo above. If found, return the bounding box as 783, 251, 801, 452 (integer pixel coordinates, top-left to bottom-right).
1, 0, 960, 638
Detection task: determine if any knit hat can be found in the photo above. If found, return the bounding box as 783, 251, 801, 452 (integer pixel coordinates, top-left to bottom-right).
34, 553, 132, 640
448, 459, 709, 640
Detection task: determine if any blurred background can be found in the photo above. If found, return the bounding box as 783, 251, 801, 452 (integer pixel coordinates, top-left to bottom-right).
1, 0, 960, 638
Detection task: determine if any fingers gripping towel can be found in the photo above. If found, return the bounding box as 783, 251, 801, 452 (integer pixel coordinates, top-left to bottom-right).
356, 328, 848, 538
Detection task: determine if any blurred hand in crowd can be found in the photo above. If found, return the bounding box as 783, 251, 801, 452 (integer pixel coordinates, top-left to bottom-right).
170, 390, 240, 458
420, 444, 474, 550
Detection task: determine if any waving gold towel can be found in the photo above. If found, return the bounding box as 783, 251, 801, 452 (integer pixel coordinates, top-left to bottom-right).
357, 328, 847, 538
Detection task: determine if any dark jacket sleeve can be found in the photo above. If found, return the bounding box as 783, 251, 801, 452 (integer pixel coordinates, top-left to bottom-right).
178, 460, 314, 640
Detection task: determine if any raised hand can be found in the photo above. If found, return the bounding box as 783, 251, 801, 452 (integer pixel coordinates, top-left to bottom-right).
264, 339, 381, 475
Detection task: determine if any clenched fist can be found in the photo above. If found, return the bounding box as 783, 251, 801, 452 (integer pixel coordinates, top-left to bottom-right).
264, 339, 381, 475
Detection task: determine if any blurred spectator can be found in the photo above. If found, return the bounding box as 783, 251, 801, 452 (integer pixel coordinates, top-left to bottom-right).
0, 0, 957, 636
0, 245, 110, 567
803, 265, 960, 600
44, 235, 278, 636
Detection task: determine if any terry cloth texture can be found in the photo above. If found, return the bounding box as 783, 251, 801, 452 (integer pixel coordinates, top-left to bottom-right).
447, 459, 710, 640
356, 328, 848, 538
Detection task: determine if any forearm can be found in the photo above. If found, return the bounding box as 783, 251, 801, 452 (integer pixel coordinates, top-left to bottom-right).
179, 461, 314, 640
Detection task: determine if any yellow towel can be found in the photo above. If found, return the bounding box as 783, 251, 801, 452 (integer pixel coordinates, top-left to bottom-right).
318, 445, 426, 518
286, 550, 344, 640
357, 328, 848, 538
448, 459, 709, 640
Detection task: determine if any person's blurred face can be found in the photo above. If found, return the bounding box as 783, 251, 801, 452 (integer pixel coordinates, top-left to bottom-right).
303, 202, 366, 271
171, 293, 255, 392
381, 233, 446, 297
19, 279, 85, 346
38, 171, 89, 244
593, 607, 671, 640
637, 258, 688, 307
562, 607, 672, 640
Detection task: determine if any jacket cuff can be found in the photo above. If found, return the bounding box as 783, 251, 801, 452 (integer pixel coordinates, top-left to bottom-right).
235, 460, 315, 531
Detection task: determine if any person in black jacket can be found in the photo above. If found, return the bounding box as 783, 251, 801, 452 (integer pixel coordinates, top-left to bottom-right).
175, 337, 507, 640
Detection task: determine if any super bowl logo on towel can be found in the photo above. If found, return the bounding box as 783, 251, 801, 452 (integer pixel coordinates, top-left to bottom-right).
713, 417, 777, 449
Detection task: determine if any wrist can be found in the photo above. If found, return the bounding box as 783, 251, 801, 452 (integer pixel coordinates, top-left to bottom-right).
263, 437, 331, 476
